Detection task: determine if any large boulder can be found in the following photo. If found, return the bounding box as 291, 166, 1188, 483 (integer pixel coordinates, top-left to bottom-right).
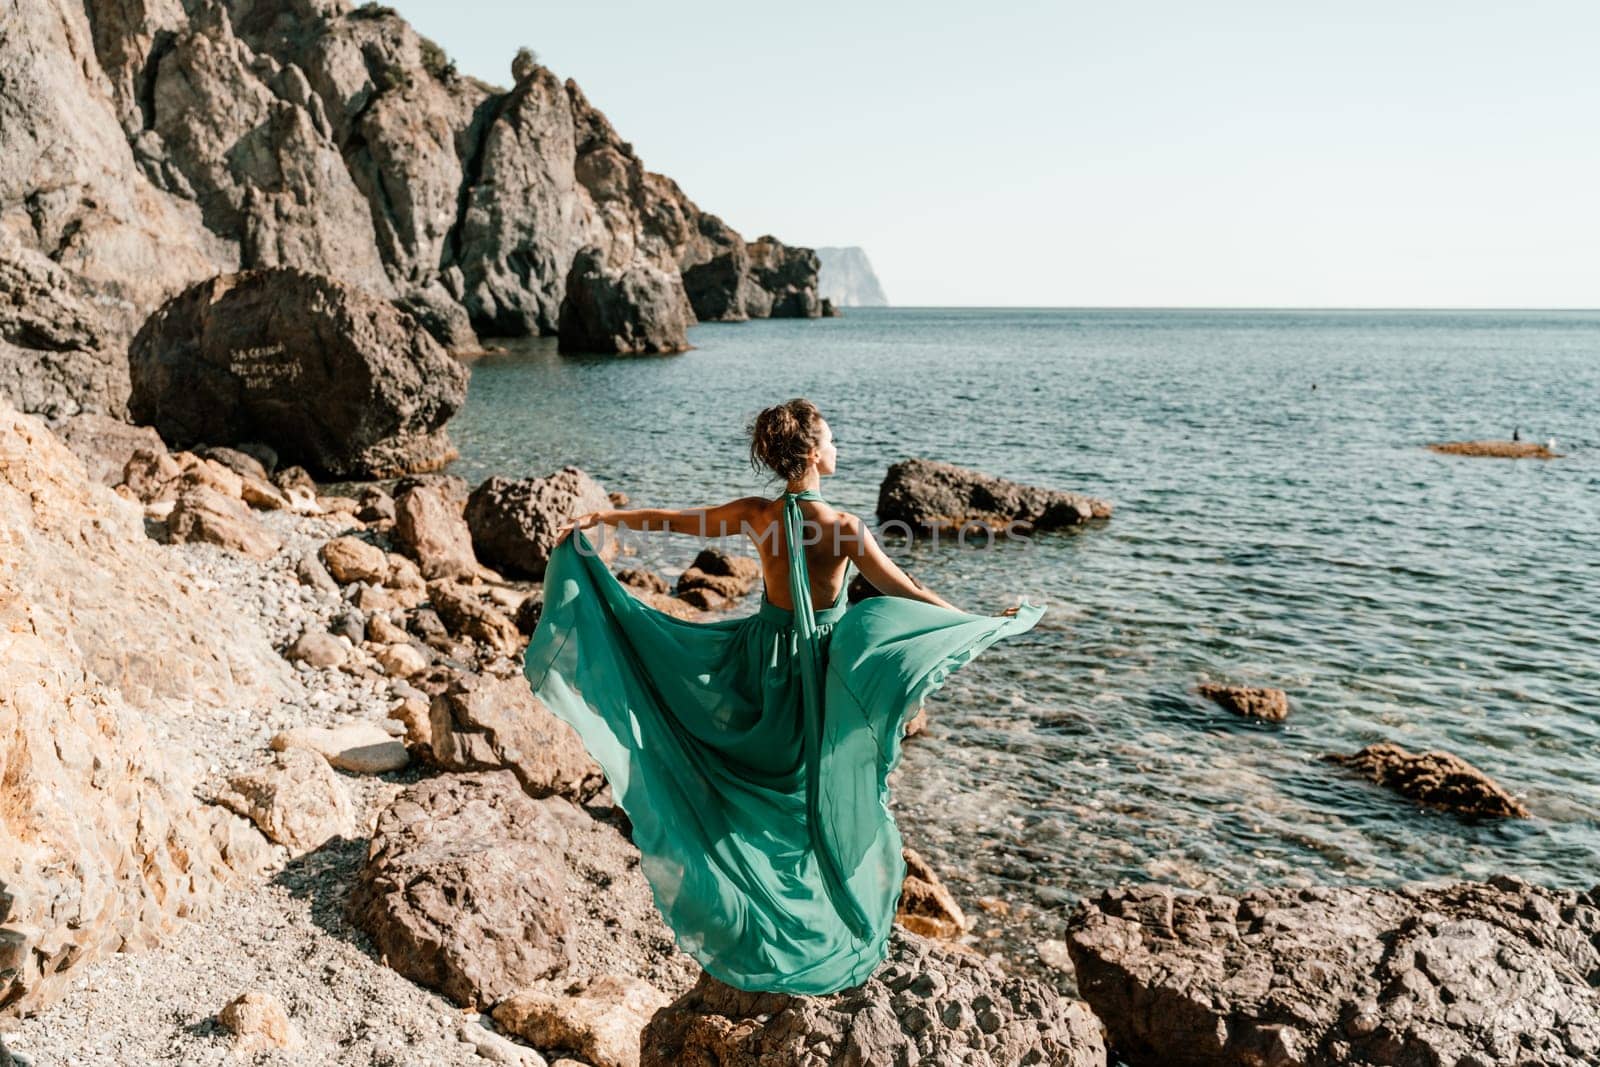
0, 403, 283, 1015
741, 236, 822, 319
1324, 742, 1529, 818
877, 458, 1114, 536
428, 671, 601, 799
465, 468, 617, 579
641, 931, 1106, 1067
347, 772, 694, 1009
558, 246, 691, 355
127, 269, 469, 478
1066, 878, 1600, 1067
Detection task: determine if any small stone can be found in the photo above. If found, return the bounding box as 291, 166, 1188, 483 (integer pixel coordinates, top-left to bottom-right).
286, 630, 349, 669
271, 722, 410, 774
321, 536, 389, 584
218, 990, 302, 1053
376, 642, 429, 678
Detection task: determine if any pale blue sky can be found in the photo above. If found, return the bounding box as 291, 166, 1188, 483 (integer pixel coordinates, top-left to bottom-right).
390, 0, 1598, 307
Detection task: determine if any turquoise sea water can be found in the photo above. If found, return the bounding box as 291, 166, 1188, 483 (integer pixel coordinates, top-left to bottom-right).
449, 308, 1599, 972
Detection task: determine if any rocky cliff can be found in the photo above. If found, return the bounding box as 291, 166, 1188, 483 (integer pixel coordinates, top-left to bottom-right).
0, 0, 823, 418
0, 400, 290, 1014
815, 245, 889, 307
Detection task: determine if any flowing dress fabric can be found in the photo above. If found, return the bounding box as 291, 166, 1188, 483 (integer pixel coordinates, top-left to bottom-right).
521, 489, 1044, 994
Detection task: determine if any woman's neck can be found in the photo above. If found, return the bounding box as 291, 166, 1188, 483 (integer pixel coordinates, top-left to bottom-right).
784, 473, 821, 495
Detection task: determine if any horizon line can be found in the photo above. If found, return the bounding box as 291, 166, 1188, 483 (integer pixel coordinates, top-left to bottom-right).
825, 305, 1600, 313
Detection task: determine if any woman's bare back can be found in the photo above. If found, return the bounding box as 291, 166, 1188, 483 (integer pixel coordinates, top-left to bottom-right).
746, 496, 853, 611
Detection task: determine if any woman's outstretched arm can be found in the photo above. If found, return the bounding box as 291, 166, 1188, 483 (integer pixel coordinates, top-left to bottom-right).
558, 497, 763, 541
838, 513, 961, 611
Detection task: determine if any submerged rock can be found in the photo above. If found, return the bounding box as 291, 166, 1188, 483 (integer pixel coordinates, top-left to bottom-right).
640, 931, 1106, 1067
877, 458, 1113, 536
128, 270, 469, 478
558, 246, 691, 355
1324, 741, 1529, 818
1067, 878, 1600, 1067
1197, 682, 1290, 722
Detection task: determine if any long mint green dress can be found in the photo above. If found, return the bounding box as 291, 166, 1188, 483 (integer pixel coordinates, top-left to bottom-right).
521, 488, 1045, 994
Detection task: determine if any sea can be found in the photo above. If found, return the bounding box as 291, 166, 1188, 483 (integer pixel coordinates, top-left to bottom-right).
448, 307, 1600, 978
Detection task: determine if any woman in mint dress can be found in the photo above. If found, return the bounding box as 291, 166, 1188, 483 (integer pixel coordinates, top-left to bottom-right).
522, 398, 1044, 995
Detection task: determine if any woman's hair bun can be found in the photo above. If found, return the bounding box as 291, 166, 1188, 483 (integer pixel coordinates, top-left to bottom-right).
747, 398, 824, 482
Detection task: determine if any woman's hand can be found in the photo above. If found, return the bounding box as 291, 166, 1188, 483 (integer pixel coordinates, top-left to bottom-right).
994, 596, 1027, 617
556, 510, 609, 544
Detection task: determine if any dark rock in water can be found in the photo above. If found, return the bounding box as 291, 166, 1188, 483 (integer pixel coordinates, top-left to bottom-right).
348, 771, 693, 1009
679, 214, 769, 323
742, 235, 822, 318
465, 468, 616, 579
617, 568, 670, 596
49, 413, 166, 485
1067, 878, 1600, 1067
1197, 682, 1290, 722
393, 285, 482, 356
641, 930, 1106, 1067
675, 547, 762, 608
557, 246, 691, 355
848, 569, 929, 603
877, 458, 1113, 536
128, 270, 468, 478
1325, 742, 1529, 818
819, 296, 840, 317
1, 0, 820, 426
815, 245, 889, 308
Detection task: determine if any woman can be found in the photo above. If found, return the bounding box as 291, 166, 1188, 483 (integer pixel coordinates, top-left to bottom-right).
523, 398, 1044, 995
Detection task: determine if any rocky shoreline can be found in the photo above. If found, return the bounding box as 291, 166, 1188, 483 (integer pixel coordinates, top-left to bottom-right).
4, 400, 1592, 1066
